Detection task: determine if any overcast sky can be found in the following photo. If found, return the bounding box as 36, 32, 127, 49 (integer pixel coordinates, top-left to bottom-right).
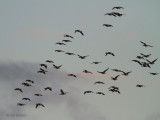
0, 0, 160, 120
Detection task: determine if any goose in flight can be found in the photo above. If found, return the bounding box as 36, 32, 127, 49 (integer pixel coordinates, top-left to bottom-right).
46, 60, 54, 63
96, 92, 105, 95
22, 82, 33, 87
91, 62, 102, 64
53, 64, 62, 69
40, 64, 47, 69
55, 42, 66, 45
111, 69, 122, 72
103, 24, 113, 27
55, 50, 65, 52
36, 103, 45, 108
65, 52, 75, 55
26, 79, 34, 84
68, 74, 77, 77
62, 40, 72, 42
149, 72, 159, 75
146, 58, 158, 65
75, 30, 84, 36
34, 94, 43, 96
132, 60, 142, 66
140, 53, 151, 58
140, 41, 153, 47
77, 55, 89, 59
108, 86, 119, 90
44, 87, 52, 91
136, 56, 144, 59
97, 68, 109, 74
105, 12, 117, 17
64, 34, 74, 39
121, 71, 132, 76
59, 89, 68, 95
136, 84, 145, 87
17, 103, 25, 106
109, 89, 120, 94
84, 91, 94, 94
141, 62, 151, 68
111, 75, 120, 81
22, 98, 31, 101
14, 88, 23, 93
112, 6, 124, 10
105, 52, 115, 56
83, 70, 93, 74
94, 81, 105, 85
37, 68, 48, 74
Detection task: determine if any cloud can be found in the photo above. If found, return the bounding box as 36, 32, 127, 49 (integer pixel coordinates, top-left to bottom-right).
0, 60, 106, 120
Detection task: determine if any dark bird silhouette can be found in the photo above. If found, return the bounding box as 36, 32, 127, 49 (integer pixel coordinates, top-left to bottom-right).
111, 75, 120, 81
62, 40, 72, 42
140, 41, 153, 47
140, 53, 151, 58
26, 79, 34, 84
14, 88, 23, 93
44, 87, 52, 91
112, 12, 125, 17
149, 72, 159, 75
55, 42, 66, 45
94, 81, 105, 85
46, 60, 54, 63
65, 52, 75, 55
136, 56, 144, 59
111, 69, 122, 72
146, 58, 158, 65
64, 34, 74, 39
97, 68, 109, 74
121, 71, 132, 76
17, 103, 25, 106
59, 89, 68, 95
132, 60, 142, 66
40, 64, 47, 69
112, 6, 124, 10
77, 55, 89, 59
36, 103, 45, 108
53, 64, 62, 69
83, 70, 93, 74
141, 62, 151, 68
75, 30, 84, 36
109, 89, 120, 94
105, 52, 115, 56
34, 94, 43, 96
136, 84, 145, 87
91, 62, 102, 64
96, 92, 105, 95
103, 24, 113, 27
55, 50, 65, 52
22, 82, 33, 87
84, 91, 94, 94
37, 68, 48, 74
105, 12, 117, 17
68, 74, 77, 77
108, 86, 119, 90
22, 98, 31, 101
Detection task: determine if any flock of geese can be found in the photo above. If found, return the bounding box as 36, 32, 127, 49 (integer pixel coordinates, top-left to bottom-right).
14, 6, 158, 109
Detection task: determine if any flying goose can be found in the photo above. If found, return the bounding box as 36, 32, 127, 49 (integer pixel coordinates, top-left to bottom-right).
136, 56, 144, 59
68, 74, 77, 77
140, 53, 151, 58
75, 30, 84, 36
34, 94, 43, 96
149, 72, 159, 75
94, 81, 105, 85
14, 88, 23, 93
59, 89, 68, 95
55, 42, 66, 45
36, 103, 45, 108
146, 58, 158, 65
55, 50, 65, 52
62, 40, 72, 42
40, 64, 47, 69
22, 98, 31, 101
77, 55, 89, 59
65, 52, 75, 55
111, 75, 120, 81
21, 82, 33, 87
105, 52, 115, 56
136, 84, 145, 87
44, 87, 52, 91
53, 64, 62, 69
112, 6, 124, 10
46, 60, 54, 63
17, 103, 25, 106
26, 79, 34, 84
83, 70, 93, 74
96, 92, 105, 95
84, 91, 94, 94
91, 62, 102, 64
97, 68, 109, 74
103, 24, 113, 27
111, 69, 122, 72
140, 41, 153, 47
64, 34, 74, 39
121, 71, 132, 76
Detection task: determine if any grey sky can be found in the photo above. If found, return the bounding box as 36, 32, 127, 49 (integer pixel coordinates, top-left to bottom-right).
0, 0, 160, 120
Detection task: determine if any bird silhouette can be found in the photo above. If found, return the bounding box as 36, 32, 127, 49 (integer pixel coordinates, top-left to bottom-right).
146, 58, 158, 65
25, 79, 34, 84
132, 60, 142, 66
77, 55, 89, 59
91, 62, 102, 64
22, 98, 31, 101
40, 64, 47, 69
84, 91, 94, 94
140, 41, 153, 47
83, 70, 93, 74
22, 82, 33, 87
59, 89, 68, 95
105, 52, 115, 56
140, 53, 151, 58
96, 92, 105, 95
68, 74, 77, 77
136, 84, 145, 87
97, 68, 109, 74
141, 62, 151, 68
103, 24, 113, 27
62, 40, 72, 42
111, 75, 120, 81
149, 72, 159, 75
121, 71, 132, 76
64, 34, 74, 39
55, 42, 66, 45
37, 68, 48, 74
36, 103, 45, 108
65, 52, 75, 55
75, 30, 84, 36
55, 50, 65, 52
105, 12, 117, 17
17, 103, 25, 106
34, 94, 43, 96
136, 56, 144, 59
14, 88, 23, 93
108, 86, 119, 90
46, 60, 54, 63
111, 69, 122, 72
53, 64, 62, 69
94, 81, 105, 85
44, 87, 52, 91
109, 89, 120, 94
112, 6, 124, 10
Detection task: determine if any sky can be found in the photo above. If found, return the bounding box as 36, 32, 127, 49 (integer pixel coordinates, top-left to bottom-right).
0, 0, 160, 120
